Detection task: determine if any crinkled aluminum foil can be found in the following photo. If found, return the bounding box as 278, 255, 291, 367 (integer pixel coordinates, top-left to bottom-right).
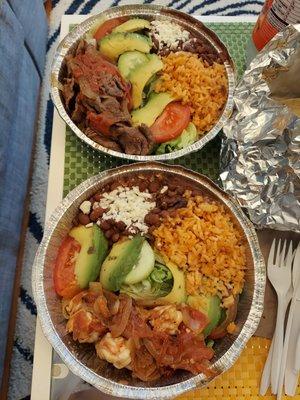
220, 24, 300, 232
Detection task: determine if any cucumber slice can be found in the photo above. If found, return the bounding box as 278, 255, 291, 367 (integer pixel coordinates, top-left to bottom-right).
124, 241, 155, 284
118, 51, 148, 80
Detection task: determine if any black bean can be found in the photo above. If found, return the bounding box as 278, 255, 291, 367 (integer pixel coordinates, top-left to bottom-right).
105, 229, 114, 239
145, 213, 160, 226
115, 221, 126, 232
111, 233, 120, 243
78, 213, 90, 225
149, 181, 161, 193
100, 220, 111, 231
90, 207, 105, 221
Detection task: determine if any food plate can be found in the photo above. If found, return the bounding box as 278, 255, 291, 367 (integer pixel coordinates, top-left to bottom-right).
51, 5, 235, 161
33, 162, 265, 399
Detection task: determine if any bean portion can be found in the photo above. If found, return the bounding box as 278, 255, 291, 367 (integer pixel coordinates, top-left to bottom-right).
75, 173, 203, 247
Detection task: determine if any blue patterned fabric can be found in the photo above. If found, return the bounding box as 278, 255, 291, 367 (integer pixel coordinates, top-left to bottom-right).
0, 0, 47, 391
6, 1, 263, 399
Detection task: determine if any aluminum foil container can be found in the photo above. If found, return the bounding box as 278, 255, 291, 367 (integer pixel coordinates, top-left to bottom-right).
33, 162, 265, 399
220, 24, 300, 233
51, 5, 235, 161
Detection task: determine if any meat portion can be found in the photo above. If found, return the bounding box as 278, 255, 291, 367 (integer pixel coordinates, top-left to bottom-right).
86, 97, 131, 136
71, 100, 85, 123
61, 40, 152, 155
116, 124, 154, 155
62, 77, 76, 111
85, 128, 121, 152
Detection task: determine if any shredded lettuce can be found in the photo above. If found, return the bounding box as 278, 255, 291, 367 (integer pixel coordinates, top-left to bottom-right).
155, 122, 198, 155
150, 263, 173, 283
120, 262, 173, 300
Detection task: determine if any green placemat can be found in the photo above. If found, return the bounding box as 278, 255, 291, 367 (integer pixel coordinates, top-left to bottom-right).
63, 22, 254, 196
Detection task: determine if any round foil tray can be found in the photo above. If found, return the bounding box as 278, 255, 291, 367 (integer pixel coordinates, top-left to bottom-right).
51, 5, 235, 161
33, 162, 265, 399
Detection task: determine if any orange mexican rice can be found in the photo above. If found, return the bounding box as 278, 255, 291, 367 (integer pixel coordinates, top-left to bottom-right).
155, 52, 228, 134
153, 192, 246, 303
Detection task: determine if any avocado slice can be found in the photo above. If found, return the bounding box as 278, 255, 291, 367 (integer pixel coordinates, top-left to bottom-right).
118, 51, 148, 80
113, 18, 150, 33
187, 294, 221, 336
100, 236, 145, 291
131, 92, 175, 127
69, 225, 108, 289
159, 260, 186, 304
99, 32, 151, 62
124, 241, 155, 284
129, 54, 163, 109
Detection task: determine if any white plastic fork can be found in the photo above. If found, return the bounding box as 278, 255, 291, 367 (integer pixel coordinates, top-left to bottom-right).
276, 243, 299, 399
266, 239, 293, 394
259, 288, 292, 395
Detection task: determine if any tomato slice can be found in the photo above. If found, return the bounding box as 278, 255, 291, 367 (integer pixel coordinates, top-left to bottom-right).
93, 17, 128, 41
150, 102, 191, 144
53, 236, 82, 299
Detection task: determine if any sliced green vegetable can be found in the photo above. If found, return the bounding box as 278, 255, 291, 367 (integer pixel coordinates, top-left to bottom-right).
113, 18, 150, 33
155, 122, 198, 154
69, 225, 108, 288
121, 262, 173, 301
143, 74, 159, 99
99, 32, 151, 62
118, 51, 148, 80
100, 236, 144, 291
187, 294, 222, 336
124, 241, 155, 284
121, 258, 186, 306
131, 92, 175, 127
129, 54, 163, 109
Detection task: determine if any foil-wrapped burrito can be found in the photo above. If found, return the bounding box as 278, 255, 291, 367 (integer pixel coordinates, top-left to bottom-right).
220, 24, 300, 233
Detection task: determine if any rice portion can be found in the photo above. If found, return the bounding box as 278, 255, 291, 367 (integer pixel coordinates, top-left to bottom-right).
155, 52, 228, 134
153, 193, 246, 299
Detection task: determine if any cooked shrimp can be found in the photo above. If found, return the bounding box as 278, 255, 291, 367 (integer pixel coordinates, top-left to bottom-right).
67, 309, 106, 343
149, 305, 183, 335
63, 291, 95, 318
95, 333, 132, 369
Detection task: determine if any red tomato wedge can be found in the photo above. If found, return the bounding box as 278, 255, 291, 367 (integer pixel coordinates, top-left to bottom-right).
53, 236, 82, 299
93, 17, 128, 41
150, 102, 191, 143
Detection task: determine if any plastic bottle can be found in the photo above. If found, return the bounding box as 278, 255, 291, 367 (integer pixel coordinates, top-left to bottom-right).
252, 0, 300, 50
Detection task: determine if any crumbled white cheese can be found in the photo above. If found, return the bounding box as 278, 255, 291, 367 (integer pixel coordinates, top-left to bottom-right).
80, 200, 92, 214
160, 185, 168, 194
150, 20, 190, 50
85, 222, 93, 228
98, 186, 156, 235
93, 202, 100, 210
